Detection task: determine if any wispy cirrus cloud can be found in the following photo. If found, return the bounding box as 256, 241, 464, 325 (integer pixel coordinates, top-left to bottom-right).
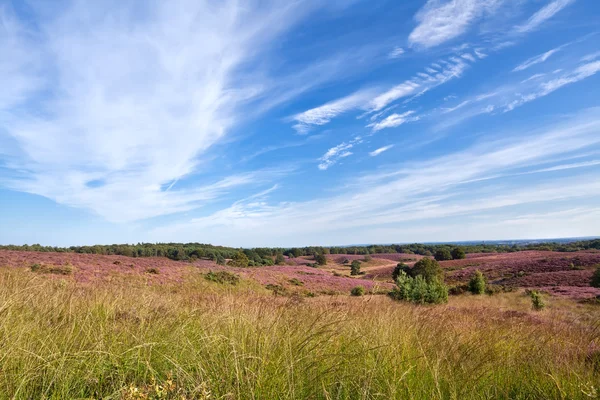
318, 137, 362, 170
388, 47, 405, 59
368, 111, 418, 132
369, 145, 394, 156
513, 47, 562, 72
514, 0, 575, 34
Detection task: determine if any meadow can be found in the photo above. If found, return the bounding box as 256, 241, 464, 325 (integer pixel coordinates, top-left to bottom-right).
0, 255, 599, 399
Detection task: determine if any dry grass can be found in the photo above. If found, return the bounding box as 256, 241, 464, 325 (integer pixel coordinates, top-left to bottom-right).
0, 267, 598, 399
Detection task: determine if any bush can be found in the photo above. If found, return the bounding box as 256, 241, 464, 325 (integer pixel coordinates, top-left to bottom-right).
216, 255, 226, 265
31, 263, 74, 275
113, 260, 122, 265
529, 290, 546, 311
265, 284, 288, 296
228, 251, 249, 268
468, 270, 486, 295
410, 258, 443, 283
315, 254, 327, 266
434, 249, 453, 261
451, 247, 466, 260
289, 278, 304, 286
275, 253, 285, 265
350, 260, 361, 276
390, 271, 448, 304
146, 267, 160, 274
591, 267, 600, 288
392, 263, 410, 281
363, 255, 372, 262
350, 286, 365, 296
204, 271, 240, 285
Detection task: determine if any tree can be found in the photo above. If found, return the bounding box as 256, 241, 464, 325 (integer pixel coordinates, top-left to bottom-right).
228, 251, 249, 268
434, 249, 452, 261
315, 253, 327, 266
350, 260, 361, 276
410, 258, 443, 283
468, 270, 486, 295
390, 271, 448, 304
451, 247, 466, 260
392, 263, 410, 281
275, 253, 285, 265
591, 267, 600, 288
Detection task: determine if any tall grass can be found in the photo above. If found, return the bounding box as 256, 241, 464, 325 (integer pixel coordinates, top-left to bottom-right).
0, 268, 598, 399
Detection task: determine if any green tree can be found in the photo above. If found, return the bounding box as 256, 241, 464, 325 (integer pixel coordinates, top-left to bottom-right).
275, 253, 285, 265
315, 253, 327, 266
390, 271, 448, 304
591, 267, 600, 288
392, 263, 410, 281
350, 260, 361, 276
410, 258, 443, 283
451, 247, 466, 260
434, 249, 452, 261
529, 290, 545, 311
468, 270, 486, 295
228, 251, 249, 268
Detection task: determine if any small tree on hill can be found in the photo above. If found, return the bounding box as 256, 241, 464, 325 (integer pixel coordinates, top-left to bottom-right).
410, 258, 443, 283
434, 249, 452, 261
351, 260, 361, 276
529, 290, 545, 311
392, 263, 410, 281
275, 253, 285, 265
228, 251, 249, 268
468, 270, 486, 295
451, 247, 466, 260
315, 253, 327, 266
591, 267, 600, 288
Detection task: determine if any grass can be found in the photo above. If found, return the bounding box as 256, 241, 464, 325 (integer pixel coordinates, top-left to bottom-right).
0, 267, 598, 399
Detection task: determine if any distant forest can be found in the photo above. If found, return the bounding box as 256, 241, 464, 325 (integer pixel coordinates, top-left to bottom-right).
1, 239, 599, 266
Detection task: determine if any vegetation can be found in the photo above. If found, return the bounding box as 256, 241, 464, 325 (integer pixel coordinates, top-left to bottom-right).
204, 270, 240, 285
3, 238, 599, 262
228, 251, 249, 268
275, 253, 285, 265
350, 286, 365, 296
30, 263, 74, 275
390, 271, 448, 304
314, 253, 327, 266
529, 290, 546, 311
468, 270, 486, 295
591, 266, 600, 288
409, 258, 444, 282
392, 262, 410, 281
0, 268, 597, 398
451, 247, 466, 259
434, 249, 453, 261
350, 260, 361, 276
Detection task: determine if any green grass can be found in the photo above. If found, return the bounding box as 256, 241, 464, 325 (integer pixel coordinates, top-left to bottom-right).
0, 268, 598, 399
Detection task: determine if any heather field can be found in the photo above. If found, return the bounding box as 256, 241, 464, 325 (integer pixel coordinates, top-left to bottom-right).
0, 249, 599, 398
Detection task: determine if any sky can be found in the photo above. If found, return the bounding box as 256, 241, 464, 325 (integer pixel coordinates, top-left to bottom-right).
1, 0, 599, 247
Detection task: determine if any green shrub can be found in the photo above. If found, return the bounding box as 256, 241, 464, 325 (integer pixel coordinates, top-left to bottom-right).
205, 271, 240, 285
410, 258, 443, 283
30, 263, 42, 272
468, 270, 486, 295
350, 286, 365, 296
529, 290, 546, 311
265, 284, 288, 296
451, 247, 466, 260
216, 255, 226, 265
390, 271, 448, 304
591, 267, 600, 288
228, 251, 249, 268
392, 263, 410, 281
315, 254, 327, 266
31, 263, 74, 275
434, 249, 452, 261
275, 253, 285, 265
350, 260, 361, 276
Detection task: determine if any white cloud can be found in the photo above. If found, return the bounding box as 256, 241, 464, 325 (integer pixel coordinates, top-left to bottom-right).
514, 0, 575, 34
369, 111, 418, 132
151, 109, 600, 246
581, 51, 600, 62
388, 46, 405, 59
408, 0, 502, 48
0, 1, 323, 222
291, 90, 374, 134
513, 47, 561, 72
317, 138, 361, 170
369, 145, 394, 157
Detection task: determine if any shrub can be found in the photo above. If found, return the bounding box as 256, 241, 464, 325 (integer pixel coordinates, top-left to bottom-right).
591, 267, 600, 288
434, 249, 453, 261
275, 253, 285, 265
204, 271, 240, 285
146, 267, 160, 274
392, 263, 410, 281
485, 284, 504, 295
350, 260, 361, 276
30, 263, 42, 272
228, 251, 249, 268
31, 263, 74, 275
216, 255, 226, 265
113, 260, 122, 265
468, 270, 486, 295
265, 284, 288, 296
315, 253, 327, 266
448, 284, 468, 295
350, 286, 365, 296
390, 271, 448, 304
289, 278, 304, 286
363, 255, 372, 262
529, 290, 546, 311
410, 258, 443, 283
451, 247, 466, 260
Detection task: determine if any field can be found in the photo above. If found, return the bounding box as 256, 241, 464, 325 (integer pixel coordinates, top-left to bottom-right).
0, 249, 599, 398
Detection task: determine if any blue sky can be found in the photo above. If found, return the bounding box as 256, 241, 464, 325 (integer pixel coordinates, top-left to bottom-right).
1, 0, 599, 247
